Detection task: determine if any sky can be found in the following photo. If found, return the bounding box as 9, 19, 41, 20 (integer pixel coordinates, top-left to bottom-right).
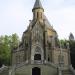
0, 0, 75, 39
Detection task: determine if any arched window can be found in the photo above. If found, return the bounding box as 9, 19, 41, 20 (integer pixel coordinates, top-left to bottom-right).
37, 12, 42, 19
40, 12, 42, 19
34, 54, 41, 60
48, 55, 50, 61
37, 12, 39, 19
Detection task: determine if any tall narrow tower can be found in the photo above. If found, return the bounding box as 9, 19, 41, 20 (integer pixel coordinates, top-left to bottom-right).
32, 0, 44, 22
69, 33, 74, 41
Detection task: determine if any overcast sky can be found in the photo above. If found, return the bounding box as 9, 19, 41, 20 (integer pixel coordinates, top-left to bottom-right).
0, 0, 75, 39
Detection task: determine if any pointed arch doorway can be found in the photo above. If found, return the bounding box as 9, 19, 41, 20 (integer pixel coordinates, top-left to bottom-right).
32, 67, 41, 75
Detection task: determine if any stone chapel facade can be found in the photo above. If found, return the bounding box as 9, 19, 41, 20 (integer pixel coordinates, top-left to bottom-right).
11, 0, 74, 75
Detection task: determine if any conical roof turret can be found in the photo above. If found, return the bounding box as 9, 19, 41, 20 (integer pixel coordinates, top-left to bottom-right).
32, 0, 44, 11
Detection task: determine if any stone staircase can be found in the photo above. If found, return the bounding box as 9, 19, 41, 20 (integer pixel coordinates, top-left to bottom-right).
61, 65, 75, 75
0, 65, 9, 75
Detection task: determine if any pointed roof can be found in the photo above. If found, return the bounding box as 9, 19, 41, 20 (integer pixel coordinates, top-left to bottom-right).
33, 0, 43, 10
69, 33, 74, 40
29, 14, 56, 32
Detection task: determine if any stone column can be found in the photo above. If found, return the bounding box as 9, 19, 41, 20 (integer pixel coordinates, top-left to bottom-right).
11, 65, 16, 75
58, 43, 63, 75
26, 50, 28, 63
58, 67, 62, 75
67, 43, 71, 65
44, 20, 48, 62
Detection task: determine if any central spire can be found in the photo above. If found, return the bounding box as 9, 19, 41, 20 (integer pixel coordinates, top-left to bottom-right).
32, 0, 44, 11
32, 0, 44, 22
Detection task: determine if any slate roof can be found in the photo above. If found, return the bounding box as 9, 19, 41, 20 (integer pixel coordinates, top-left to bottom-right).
43, 15, 53, 29
29, 14, 55, 32
33, 0, 43, 10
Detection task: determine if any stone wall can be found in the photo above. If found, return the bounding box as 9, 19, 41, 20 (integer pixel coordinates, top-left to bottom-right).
13, 64, 57, 75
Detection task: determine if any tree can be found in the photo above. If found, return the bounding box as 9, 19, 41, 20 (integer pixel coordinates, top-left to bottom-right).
0, 35, 10, 66
69, 40, 75, 69
0, 33, 20, 67
59, 40, 68, 48
11, 33, 20, 49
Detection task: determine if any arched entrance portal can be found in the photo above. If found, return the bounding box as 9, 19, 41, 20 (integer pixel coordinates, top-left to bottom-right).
32, 67, 41, 75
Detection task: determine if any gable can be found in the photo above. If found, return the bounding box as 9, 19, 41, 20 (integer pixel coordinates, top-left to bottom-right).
32, 21, 43, 36
31, 21, 44, 44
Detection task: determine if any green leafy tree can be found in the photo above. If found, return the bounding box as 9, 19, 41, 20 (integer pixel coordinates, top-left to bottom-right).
0, 33, 20, 67
11, 33, 20, 48
59, 40, 68, 48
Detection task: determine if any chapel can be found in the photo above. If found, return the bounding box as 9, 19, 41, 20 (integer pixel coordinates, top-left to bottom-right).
11, 0, 74, 75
